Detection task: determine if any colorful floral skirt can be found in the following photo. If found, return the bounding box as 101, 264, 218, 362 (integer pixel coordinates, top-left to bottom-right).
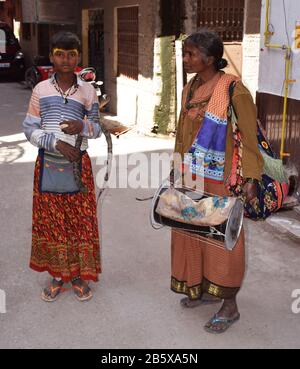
30, 152, 101, 283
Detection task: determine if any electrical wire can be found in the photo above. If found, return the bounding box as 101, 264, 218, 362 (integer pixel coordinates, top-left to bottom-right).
279, 0, 291, 98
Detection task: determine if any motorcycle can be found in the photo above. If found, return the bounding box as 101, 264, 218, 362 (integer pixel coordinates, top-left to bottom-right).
79, 67, 132, 138
78, 67, 131, 202
78, 67, 110, 111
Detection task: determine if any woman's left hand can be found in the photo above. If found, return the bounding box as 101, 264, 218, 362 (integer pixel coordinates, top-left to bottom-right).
242, 182, 258, 204
60, 120, 83, 135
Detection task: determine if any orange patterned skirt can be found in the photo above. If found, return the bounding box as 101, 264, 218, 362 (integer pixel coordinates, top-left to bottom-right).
171, 181, 246, 300
171, 229, 245, 300
30, 152, 101, 283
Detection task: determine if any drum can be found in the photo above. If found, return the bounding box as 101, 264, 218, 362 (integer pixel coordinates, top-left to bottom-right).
150, 181, 244, 251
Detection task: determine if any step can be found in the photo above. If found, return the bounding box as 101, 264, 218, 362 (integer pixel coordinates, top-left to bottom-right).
266, 214, 300, 240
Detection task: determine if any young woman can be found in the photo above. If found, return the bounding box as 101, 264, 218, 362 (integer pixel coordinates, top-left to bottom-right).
171, 30, 264, 333
23, 32, 102, 302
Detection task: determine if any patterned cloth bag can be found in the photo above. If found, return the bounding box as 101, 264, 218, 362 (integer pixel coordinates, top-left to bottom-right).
39, 150, 80, 194
226, 82, 289, 220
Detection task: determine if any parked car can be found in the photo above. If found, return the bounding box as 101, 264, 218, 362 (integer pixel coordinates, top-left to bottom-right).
0, 22, 25, 80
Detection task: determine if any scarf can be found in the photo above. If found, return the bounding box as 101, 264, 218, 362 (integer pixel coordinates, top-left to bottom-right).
183, 73, 239, 184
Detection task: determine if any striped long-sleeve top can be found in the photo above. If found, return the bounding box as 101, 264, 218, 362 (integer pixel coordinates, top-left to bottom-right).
23, 74, 102, 153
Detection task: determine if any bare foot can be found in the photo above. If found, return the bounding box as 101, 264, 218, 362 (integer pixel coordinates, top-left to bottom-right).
181, 293, 221, 308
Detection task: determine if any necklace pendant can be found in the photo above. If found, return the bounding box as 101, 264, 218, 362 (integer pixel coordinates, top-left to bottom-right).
64, 98, 68, 104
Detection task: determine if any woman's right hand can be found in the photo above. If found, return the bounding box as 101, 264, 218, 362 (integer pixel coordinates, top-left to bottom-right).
55, 140, 81, 163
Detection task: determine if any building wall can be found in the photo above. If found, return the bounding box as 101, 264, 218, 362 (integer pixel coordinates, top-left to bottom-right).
242, 0, 262, 97
81, 0, 159, 133
0, 0, 14, 28
79, 0, 262, 134
19, 0, 81, 66
20, 23, 38, 66
257, 0, 300, 171
184, 0, 197, 35
259, 0, 300, 100
224, 43, 243, 78
257, 92, 300, 169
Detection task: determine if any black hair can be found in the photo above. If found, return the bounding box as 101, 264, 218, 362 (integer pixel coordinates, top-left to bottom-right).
184, 29, 228, 70
50, 31, 81, 53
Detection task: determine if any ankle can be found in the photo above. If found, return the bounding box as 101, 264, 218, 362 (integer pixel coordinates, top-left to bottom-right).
71, 276, 81, 285
219, 299, 238, 315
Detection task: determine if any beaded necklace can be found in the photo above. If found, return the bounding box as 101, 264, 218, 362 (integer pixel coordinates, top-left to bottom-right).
53, 74, 79, 104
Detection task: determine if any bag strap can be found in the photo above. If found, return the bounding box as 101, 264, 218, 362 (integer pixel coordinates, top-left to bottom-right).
229, 81, 235, 104
226, 81, 245, 197
228, 81, 238, 119
228, 81, 239, 135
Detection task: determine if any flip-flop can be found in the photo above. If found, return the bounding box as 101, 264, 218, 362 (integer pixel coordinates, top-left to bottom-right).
204, 313, 240, 334
72, 283, 93, 302
41, 279, 65, 302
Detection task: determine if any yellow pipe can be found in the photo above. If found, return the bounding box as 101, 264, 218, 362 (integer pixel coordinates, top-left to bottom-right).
263, 0, 292, 160
280, 51, 292, 159
265, 43, 290, 50
264, 0, 272, 45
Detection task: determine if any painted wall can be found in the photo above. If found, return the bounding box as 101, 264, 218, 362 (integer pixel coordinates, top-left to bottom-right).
81, 0, 158, 132
259, 0, 300, 100
242, 0, 262, 98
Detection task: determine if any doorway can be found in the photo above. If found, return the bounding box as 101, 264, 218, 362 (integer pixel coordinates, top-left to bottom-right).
88, 9, 105, 83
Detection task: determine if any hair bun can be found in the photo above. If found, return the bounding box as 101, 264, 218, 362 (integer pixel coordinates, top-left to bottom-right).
217, 58, 228, 70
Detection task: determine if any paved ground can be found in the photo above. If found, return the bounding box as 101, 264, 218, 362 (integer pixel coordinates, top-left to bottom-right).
0, 81, 300, 349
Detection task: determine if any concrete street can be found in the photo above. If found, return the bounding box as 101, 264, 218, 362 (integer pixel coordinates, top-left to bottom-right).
0, 81, 300, 349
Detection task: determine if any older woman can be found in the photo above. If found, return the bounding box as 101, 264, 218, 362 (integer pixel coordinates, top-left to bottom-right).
171, 30, 264, 334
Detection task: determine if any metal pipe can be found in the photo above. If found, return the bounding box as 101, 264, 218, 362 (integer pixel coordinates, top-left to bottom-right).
264, 0, 272, 45
265, 43, 289, 50
263, 0, 292, 160
280, 50, 292, 159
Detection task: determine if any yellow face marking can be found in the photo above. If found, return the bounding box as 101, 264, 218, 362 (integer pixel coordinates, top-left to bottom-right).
52, 49, 79, 58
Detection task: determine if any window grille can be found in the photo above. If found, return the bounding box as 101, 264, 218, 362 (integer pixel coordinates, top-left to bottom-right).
197, 0, 245, 42
117, 6, 139, 80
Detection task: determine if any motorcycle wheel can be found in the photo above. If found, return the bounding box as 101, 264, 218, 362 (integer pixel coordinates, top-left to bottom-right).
24, 67, 40, 89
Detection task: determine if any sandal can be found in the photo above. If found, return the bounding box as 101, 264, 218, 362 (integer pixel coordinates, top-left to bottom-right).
204, 313, 240, 334
41, 279, 65, 302
72, 279, 93, 302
